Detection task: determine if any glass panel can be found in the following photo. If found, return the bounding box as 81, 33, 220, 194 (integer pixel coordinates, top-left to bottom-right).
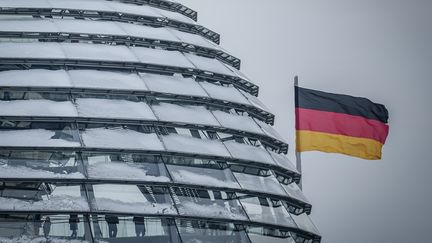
162, 134, 230, 158
233, 172, 287, 197
141, 73, 208, 97
281, 183, 309, 204
239, 196, 296, 227
184, 53, 234, 76
75, 98, 156, 120
0, 151, 85, 179
62, 43, 138, 62
91, 184, 177, 215
0, 183, 89, 212
224, 140, 276, 165
0, 120, 81, 148
200, 81, 250, 105
0, 99, 77, 117
0, 214, 91, 242
153, 103, 220, 127
81, 127, 164, 151
0, 69, 72, 88
171, 187, 248, 221
167, 164, 240, 189
84, 153, 170, 182
176, 219, 251, 243
132, 47, 195, 69
0, 42, 65, 59
292, 213, 320, 235
69, 70, 147, 91
92, 216, 180, 243
247, 227, 295, 243
268, 151, 298, 174
212, 110, 264, 134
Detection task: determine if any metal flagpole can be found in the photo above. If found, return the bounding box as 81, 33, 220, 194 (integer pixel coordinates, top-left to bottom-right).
294, 75, 303, 189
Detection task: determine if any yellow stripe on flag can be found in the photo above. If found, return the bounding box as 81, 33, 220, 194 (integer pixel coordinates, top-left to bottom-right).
296, 130, 383, 160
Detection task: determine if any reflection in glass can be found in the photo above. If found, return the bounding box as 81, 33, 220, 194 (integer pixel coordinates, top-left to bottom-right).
0, 151, 85, 179
92, 216, 180, 243
0, 214, 91, 242
84, 153, 170, 182
247, 226, 295, 243
232, 169, 287, 196
239, 195, 296, 227
172, 187, 248, 220
91, 184, 177, 215
176, 219, 251, 243
0, 183, 89, 212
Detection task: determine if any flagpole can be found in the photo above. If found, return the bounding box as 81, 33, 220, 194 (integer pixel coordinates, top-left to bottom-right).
294, 75, 303, 189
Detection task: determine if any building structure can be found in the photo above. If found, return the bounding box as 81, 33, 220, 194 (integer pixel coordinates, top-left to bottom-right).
0, 0, 320, 242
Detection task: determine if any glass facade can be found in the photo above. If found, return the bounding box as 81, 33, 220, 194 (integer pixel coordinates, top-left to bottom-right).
0, 0, 320, 242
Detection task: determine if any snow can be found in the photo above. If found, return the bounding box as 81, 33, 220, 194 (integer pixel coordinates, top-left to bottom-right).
153, 103, 220, 127
155, 8, 195, 24
268, 151, 298, 173
81, 128, 164, 151
106, 1, 163, 18
170, 28, 215, 49
255, 119, 286, 142
240, 197, 296, 227
92, 184, 176, 215
185, 53, 234, 77
0, 165, 84, 179
167, 164, 240, 189
118, 22, 178, 42
131, 47, 195, 69
248, 234, 295, 243
176, 201, 248, 221
69, 70, 147, 91
240, 90, 271, 112
199, 82, 250, 105
87, 162, 170, 182
282, 183, 309, 204
162, 134, 230, 158
233, 172, 288, 196
141, 73, 208, 97
0, 0, 51, 9
0, 100, 78, 117
212, 110, 264, 134
46, 0, 113, 12
223, 141, 276, 165
0, 69, 72, 88
75, 98, 156, 120
0, 19, 58, 32
0, 236, 90, 243
292, 213, 320, 235
0, 42, 65, 59
61, 43, 138, 62
0, 129, 81, 147
0, 195, 89, 212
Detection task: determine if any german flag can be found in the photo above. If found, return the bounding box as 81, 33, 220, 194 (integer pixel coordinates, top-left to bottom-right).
295, 86, 389, 160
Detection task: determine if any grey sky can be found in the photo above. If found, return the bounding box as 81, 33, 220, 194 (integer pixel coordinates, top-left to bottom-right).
177, 0, 432, 242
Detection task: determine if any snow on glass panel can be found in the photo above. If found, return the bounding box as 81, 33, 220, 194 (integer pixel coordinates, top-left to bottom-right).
268, 151, 298, 173
162, 134, 230, 158
61, 43, 138, 62
0, 214, 90, 243
292, 213, 320, 235
184, 53, 234, 77
153, 103, 220, 127
107, 1, 163, 18
141, 73, 208, 97
282, 182, 309, 204
75, 98, 156, 120
155, 7, 195, 24
69, 70, 147, 91
240, 196, 296, 228
167, 164, 240, 189
200, 81, 250, 105
0, 151, 84, 179
119, 22, 178, 42
0, 18, 58, 33
91, 184, 177, 215
91, 216, 181, 243
81, 127, 164, 151
247, 227, 295, 243
224, 140, 276, 165
0, 100, 77, 117
241, 90, 271, 112
131, 47, 195, 69
233, 172, 288, 197
0, 183, 89, 212
169, 28, 215, 49
172, 187, 248, 221
176, 219, 251, 243
85, 153, 170, 182
0, 42, 65, 59
255, 119, 286, 142
55, 19, 126, 36
212, 110, 263, 134
0, 129, 81, 147
0, 69, 72, 88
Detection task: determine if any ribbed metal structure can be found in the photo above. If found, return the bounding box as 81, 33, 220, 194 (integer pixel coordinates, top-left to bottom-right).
0, 0, 320, 242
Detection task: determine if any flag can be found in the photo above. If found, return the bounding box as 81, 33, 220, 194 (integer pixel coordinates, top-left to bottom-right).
295, 86, 389, 160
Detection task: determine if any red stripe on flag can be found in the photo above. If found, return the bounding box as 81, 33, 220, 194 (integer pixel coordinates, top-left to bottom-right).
296, 108, 389, 144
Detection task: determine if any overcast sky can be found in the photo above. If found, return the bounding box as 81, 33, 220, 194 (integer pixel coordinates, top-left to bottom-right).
178, 0, 432, 242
